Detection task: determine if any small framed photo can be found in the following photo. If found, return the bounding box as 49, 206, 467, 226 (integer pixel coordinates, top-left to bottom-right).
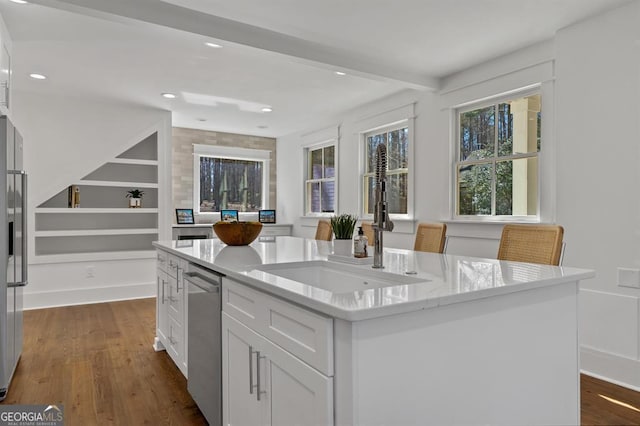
175, 208, 195, 224
259, 209, 276, 224
220, 209, 239, 222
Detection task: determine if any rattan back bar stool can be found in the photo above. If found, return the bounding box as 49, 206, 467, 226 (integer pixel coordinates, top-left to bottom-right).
413, 222, 448, 254
497, 224, 564, 266
314, 219, 333, 241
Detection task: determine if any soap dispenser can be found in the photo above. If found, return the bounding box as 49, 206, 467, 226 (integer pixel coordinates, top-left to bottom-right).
353, 226, 368, 258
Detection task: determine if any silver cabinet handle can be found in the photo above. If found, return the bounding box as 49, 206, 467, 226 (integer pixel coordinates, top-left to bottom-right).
8, 170, 27, 287
161, 278, 167, 303
176, 270, 182, 293
249, 345, 254, 395
168, 325, 177, 345
256, 350, 266, 401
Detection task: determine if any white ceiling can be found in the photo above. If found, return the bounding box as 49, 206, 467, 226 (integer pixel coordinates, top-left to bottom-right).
0, 0, 631, 137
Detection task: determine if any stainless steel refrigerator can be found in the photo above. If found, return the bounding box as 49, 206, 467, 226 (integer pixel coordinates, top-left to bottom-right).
0, 115, 26, 401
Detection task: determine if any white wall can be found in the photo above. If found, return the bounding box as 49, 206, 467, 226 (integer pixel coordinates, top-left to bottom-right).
554, 1, 640, 389
12, 91, 172, 309
277, 1, 640, 389
277, 88, 444, 250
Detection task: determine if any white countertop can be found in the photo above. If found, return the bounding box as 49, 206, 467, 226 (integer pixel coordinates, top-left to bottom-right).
153, 236, 594, 321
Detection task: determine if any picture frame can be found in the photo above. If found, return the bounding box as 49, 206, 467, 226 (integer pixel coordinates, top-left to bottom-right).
258, 209, 276, 224
175, 208, 195, 225
220, 209, 239, 222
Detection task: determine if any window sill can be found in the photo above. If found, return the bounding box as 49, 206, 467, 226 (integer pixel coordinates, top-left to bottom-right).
360, 217, 416, 234
445, 217, 542, 225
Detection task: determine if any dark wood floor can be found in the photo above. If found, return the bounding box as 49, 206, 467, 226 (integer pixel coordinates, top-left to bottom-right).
1, 298, 206, 425
1, 298, 639, 425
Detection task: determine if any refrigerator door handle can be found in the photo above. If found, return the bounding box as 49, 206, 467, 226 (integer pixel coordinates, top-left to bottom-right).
8, 170, 27, 288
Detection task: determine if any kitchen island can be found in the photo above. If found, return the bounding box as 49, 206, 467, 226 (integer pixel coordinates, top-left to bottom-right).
154, 236, 594, 425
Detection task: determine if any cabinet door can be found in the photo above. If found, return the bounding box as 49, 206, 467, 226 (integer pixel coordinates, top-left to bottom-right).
222, 313, 262, 426
168, 272, 183, 322
261, 335, 334, 426
179, 258, 189, 371
167, 315, 184, 369
156, 268, 169, 346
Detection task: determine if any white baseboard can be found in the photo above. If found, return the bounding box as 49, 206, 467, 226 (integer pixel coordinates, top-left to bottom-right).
581, 345, 640, 392
23, 281, 156, 310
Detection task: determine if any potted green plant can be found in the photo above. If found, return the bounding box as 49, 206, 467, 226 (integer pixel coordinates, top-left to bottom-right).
330, 214, 358, 256
126, 189, 144, 208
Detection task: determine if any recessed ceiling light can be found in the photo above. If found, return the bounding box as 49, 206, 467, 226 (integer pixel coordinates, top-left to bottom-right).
257, 125, 268, 129
29, 73, 46, 80
161, 93, 176, 99
261, 107, 273, 113
335, 71, 346, 76
9, 0, 28, 4
196, 118, 207, 122
205, 42, 222, 48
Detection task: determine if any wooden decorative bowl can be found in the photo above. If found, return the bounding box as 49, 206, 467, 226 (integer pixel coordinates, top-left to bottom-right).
213, 221, 263, 246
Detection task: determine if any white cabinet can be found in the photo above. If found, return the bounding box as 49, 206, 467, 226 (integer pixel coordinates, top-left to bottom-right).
154, 249, 188, 377
222, 313, 263, 426
222, 312, 333, 426
156, 267, 169, 345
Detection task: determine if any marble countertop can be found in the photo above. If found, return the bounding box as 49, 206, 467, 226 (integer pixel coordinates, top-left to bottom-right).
153, 236, 595, 321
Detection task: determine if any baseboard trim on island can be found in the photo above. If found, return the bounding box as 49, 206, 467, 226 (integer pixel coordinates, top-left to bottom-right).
23, 282, 156, 310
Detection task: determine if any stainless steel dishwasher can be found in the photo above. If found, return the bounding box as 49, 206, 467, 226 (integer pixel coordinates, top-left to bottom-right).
184, 263, 223, 426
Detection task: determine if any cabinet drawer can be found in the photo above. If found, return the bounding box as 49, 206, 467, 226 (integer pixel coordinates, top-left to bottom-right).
157, 250, 169, 272
168, 276, 183, 324
223, 278, 334, 376
167, 254, 180, 278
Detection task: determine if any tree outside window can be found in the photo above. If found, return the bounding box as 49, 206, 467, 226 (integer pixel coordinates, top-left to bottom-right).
363, 124, 409, 215
199, 157, 264, 212
456, 93, 541, 218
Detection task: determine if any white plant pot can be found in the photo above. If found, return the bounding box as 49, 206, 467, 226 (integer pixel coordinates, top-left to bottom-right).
333, 239, 352, 256
129, 198, 141, 208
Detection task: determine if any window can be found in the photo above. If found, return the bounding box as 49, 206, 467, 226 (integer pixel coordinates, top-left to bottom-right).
363, 123, 409, 216
305, 144, 336, 214
455, 92, 541, 218
193, 145, 270, 213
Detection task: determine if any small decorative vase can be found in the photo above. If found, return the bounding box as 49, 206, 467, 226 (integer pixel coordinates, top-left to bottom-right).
333, 239, 352, 256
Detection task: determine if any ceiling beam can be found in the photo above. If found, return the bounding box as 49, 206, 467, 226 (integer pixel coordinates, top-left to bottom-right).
27, 0, 440, 90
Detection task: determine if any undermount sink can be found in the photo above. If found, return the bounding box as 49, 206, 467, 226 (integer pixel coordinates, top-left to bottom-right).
254, 260, 428, 292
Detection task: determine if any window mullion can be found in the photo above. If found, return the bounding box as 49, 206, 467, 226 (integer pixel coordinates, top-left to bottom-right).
491, 103, 499, 216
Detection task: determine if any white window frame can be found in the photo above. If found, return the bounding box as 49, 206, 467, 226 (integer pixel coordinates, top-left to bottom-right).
193, 144, 271, 215
359, 117, 414, 222
304, 140, 337, 217
452, 86, 542, 222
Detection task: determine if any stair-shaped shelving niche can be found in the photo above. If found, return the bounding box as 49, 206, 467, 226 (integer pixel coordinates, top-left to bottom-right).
35, 132, 159, 263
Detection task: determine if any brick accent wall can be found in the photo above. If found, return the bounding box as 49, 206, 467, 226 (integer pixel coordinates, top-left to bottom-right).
172, 127, 277, 221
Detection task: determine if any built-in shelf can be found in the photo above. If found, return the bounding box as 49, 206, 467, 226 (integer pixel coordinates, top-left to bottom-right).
35, 228, 158, 237
35, 208, 159, 214
108, 158, 158, 166
35, 132, 160, 261
77, 180, 158, 188
32, 250, 157, 264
